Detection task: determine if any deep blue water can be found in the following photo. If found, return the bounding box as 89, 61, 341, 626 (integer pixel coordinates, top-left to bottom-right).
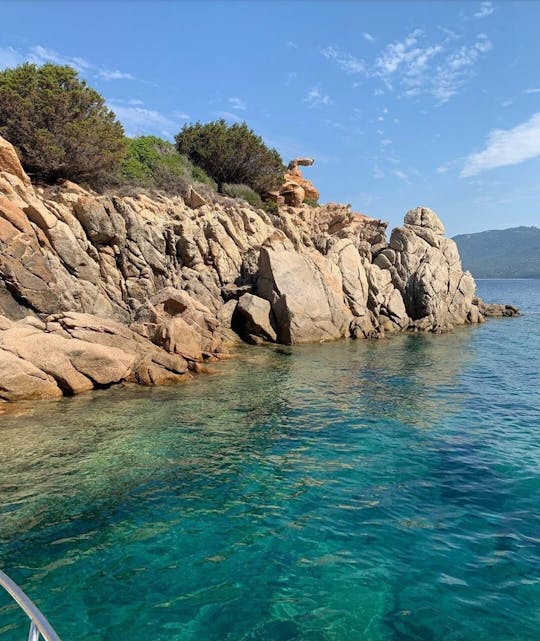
0, 280, 539, 641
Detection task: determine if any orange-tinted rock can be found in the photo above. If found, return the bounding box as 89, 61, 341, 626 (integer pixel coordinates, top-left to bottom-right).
0, 137, 30, 185
272, 157, 320, 206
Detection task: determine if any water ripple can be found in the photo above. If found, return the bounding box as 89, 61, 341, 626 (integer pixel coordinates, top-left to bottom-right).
0, 280, 539, 640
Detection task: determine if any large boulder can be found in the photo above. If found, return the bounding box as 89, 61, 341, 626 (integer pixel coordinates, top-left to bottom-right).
234, 293, 277, 343
374, 207, 479, 331
133, 287, 236, 358
327, 238, 369, 316
256, 234, 351, 343
0, 319, 134, 394
0, 345, 62, 401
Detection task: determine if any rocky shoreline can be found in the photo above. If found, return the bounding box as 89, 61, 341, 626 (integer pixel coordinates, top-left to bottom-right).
0, 135, 517, 403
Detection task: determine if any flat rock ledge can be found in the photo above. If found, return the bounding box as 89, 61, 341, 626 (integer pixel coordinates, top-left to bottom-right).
0, 135, 519, 404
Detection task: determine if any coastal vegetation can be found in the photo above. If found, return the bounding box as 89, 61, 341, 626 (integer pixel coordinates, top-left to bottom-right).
175, 119, 284, 195
0, 63, 126, 187
0, 63, 284, 208
120, 135, 216, 193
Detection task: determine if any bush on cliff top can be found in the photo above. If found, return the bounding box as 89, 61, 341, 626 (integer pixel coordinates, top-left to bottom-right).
175, 119, 284, 195
221, 183, 264, 208
120, 136, 216, 193
0, 63, 126, 187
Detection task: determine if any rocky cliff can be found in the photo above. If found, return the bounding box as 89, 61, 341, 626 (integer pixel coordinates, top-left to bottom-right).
0, 135, 514, 403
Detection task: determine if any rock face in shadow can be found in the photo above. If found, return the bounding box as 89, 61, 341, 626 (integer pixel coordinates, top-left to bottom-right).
0, 135, 515, 402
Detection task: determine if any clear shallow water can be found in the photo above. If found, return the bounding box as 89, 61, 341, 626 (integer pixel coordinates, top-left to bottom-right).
0, 279, 539, 641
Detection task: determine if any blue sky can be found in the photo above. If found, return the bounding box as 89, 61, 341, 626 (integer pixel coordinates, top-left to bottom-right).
1, 1, 540, 235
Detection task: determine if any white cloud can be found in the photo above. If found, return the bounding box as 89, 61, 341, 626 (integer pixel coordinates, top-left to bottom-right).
461, 113, 540, 176
173, 111, 190, 120
229, 97, 246, 110
474, 2, 494, 18
325, 29, 492, 103
108, 102, 182, 138
321, 46, 365, 74
214, 110, 243, 123
304, 86, 333, 108
438, 26, 460, 41
374, 29, 443, 79
28, 45, 93, 73
97, 69, 135, 81
430, 34, 492, 102
393, 169, 410, 183
363, 32, 375, 43
0, 46, 23, 70
287, 41, 299, 50
373, 163, 385, 179
524, 88, 540, 94
286, 71, 297, 86
322, 118, 344, 129
0, 44, 136, 83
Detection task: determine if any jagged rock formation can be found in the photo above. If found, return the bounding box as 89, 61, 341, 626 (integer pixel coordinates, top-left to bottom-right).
268, 157, 320, 207
0, 135, 516, 403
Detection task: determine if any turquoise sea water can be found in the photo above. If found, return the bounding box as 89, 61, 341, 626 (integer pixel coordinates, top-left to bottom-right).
0, 279, 539, 641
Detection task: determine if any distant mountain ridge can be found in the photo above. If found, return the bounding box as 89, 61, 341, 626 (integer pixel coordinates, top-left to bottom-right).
453, 226, 540, 278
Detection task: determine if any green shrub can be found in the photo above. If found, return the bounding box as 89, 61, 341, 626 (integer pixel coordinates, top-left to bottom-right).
304, 197, 319, 208
222, 183, 264, 208
0, 63, 126, 187
175, 119, 284, 195
119, 135, 216, 193
261, 200, 279, 215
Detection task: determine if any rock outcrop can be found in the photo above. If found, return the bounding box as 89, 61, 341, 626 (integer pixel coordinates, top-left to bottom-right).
0, 135, 516, 403
268, 157, 320, 207
374, 207, 479, 331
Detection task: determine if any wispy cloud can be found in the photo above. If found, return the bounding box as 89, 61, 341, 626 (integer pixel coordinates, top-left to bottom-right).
429, 33, 492, 102
374, 29, 442, 80
107, 101, 187, 138
0, 46, 23, 70
474, 2, 494, 19
438, 26, 460, 41
461, 113, 540, 177
524, 88, 540, 94
373, 162, 385, 180
393, 169, 410, 183
229, 97, 246, 111
304, 86, 333, 108
27, 45, 93, 73
97, 69, 135, 81
0, 44, 136, 83
214, 110, 243, 123
321, 46, 365, 74
363, 32, 375, 43
285, 71, 297, 86
322, 118, 344, 129
321, 29, 492, 103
